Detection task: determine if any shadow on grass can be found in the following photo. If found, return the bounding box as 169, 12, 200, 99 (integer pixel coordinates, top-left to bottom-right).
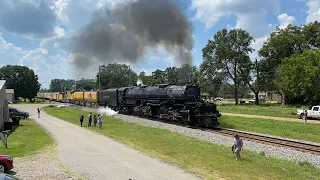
6, 124, 20, 138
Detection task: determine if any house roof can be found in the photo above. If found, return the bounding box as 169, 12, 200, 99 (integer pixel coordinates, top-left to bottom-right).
0, 80, 5, 90
6, 89, 14, 94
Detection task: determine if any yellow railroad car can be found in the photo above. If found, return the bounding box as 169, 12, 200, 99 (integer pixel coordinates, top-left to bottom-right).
58, 93, 64, 101
73, 92, 84, 101
84, 91, 98, 103
66, 91, 73, 101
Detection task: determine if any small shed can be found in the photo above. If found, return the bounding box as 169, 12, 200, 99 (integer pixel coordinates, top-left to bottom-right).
5, 89, 15, 102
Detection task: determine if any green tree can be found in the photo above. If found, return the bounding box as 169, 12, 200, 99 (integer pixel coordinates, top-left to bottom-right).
50, 79, 75, 92
199, 57, 223, 97
152, 69, 166, 84
258, 25, 304, 103
138, 71, 160, 85
258, 21, 320, 104
165, 67, 179, 84
0, 65, 41, 101
76, 78, 97, 91
281, 49, 320, 103
98, 63, 138, 89
202, 28, 254, 104
177, 64, 197, 85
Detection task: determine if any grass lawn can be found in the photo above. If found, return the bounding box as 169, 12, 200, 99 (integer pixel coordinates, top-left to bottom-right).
0, 120, 54, 157
220, 116, 320, 143
217, 104, 307, 118
44, 106, 320, 180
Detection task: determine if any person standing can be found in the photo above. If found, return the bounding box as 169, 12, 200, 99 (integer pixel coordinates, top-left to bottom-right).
93, 114, 97, 127
37, 108, 41, 118
233, 134, 243, 161
303, 109, 308, 123
88, 112, 92, 127
80, 113, 84, 127
98, 115, 102, 129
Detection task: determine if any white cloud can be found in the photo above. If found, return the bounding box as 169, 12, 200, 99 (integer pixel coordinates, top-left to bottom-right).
250, 35, 269, 59
190, 0, 280, 37
50, 0, 71, 23
277, 13, 295, 29
191, 0, 281, 60
306, 0, 320, 23
0, 32, 76, 88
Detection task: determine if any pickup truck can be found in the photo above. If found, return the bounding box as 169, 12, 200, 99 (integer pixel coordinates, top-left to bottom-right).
9, 108, 29, 119
297, 106, 320, 119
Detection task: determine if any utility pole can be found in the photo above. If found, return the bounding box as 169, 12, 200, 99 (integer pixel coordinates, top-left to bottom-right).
255, 58, 260, 92
99, 65, 101, 90
128, 65, 131, 86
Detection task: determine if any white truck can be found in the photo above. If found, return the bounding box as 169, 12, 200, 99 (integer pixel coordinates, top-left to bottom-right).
297, 106, 320, 119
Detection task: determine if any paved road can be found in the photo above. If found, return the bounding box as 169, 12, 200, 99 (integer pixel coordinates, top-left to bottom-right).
13, 104, 201, 180
222, 112, 320, 124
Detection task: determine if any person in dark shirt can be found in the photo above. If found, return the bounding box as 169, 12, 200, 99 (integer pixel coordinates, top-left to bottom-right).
37, 108, 41, 118
93, 114, 97, 127
80, 113, 84, 127
88, 112, 92, 127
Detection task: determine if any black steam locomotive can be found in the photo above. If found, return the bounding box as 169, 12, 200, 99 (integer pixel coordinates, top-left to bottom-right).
98, 84, 221, 128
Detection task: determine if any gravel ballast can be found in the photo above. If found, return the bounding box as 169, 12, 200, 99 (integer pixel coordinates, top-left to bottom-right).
115, 114, 320, 168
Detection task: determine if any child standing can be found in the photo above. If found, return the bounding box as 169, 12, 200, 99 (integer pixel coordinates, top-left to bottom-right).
98, 115, 102, 129
233, 134, 243, 161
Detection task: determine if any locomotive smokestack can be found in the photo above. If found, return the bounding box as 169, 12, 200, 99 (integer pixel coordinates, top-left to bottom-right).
70, 0, 194, 70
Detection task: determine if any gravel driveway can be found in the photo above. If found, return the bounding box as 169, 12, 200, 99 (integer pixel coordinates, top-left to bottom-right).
13, 104, 201, 180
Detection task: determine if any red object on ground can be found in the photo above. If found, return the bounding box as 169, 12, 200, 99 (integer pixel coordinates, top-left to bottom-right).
0, 154, 13, 173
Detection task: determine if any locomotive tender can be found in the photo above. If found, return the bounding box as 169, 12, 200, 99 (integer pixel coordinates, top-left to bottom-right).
37, 84, 221, 128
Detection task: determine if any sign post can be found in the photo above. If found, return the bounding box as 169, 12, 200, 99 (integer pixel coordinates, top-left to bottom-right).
0, 130, 10, 148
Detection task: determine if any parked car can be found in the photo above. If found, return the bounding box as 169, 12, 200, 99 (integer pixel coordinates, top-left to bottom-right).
0, 172, 20, 180
297, 106, 320, 119
214, 97, 224, 101
8, 108, 29, 119
0, 154, 13, 173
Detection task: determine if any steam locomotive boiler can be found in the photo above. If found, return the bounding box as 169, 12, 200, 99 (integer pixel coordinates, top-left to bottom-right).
98, 84, 221, 128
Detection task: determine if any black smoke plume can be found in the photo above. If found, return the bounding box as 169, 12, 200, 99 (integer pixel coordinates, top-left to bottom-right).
71, 0, 194, 69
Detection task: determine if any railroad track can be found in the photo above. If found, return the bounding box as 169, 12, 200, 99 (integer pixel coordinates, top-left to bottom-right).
53, 103, 320, 154
212, 128, 320, 155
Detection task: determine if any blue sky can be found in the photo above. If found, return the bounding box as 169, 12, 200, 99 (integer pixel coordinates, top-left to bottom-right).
0, 0, 319, 89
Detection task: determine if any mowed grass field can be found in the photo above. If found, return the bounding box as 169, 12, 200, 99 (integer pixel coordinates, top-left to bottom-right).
0, 120, 54, 157
220, 116, 320, 143
217, 104, 306, 118
44, 106, 320, 180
